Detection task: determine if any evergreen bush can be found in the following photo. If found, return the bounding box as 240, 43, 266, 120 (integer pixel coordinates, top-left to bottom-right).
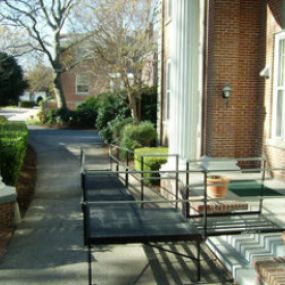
134, 147, 168, 185
120, 121, 157, 151
0, 122, 28, 185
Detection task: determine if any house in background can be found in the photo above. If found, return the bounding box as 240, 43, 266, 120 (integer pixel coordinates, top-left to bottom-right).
158, 0, 285, 178
60, 30, 158, 110
59, 37, 110, 110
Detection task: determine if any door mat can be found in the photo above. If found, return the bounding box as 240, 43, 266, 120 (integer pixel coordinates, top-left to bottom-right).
228, 180, 282, 197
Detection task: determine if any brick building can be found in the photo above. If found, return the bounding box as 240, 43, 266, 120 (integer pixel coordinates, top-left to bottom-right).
158, 0, 285, 176
59, 37, 110, 110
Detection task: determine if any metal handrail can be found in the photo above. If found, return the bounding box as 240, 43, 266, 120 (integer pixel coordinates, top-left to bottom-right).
81, 144, 285, 237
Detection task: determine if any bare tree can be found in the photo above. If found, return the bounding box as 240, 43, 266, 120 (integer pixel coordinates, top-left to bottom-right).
26, 62, 54, 95
0, 0, 79, 109
76, 0, 158, 121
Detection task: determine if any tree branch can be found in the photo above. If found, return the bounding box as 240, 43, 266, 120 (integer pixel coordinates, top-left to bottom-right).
39, 0, 57, 29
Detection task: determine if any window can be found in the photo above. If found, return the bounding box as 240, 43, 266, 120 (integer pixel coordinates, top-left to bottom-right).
165, 59, 172, 120
77, 48, 88, 60
76, 73, 89, 95
272, 32, 285, 139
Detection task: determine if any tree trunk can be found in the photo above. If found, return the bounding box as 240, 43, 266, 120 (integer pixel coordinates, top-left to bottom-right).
127, 89, 140, 122
53, 72, 67, 110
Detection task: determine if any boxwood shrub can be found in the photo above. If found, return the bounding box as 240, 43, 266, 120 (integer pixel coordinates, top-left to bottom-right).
0, 122, 28, 185
134, 147, 168, 185
120, 121, 157, 151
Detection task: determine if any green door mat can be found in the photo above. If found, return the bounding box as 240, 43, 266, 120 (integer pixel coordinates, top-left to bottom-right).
228, 180, 282, 197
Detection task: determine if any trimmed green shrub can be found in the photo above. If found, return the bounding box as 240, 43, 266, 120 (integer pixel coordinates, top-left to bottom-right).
0, 121, 28, 142
134, 147, 168, 185
0, 122, 28, 185
120, 121, 157, 151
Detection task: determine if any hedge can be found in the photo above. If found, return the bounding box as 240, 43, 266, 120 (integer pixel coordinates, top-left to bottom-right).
134, 147, 168, 185
0, 122, 28, 185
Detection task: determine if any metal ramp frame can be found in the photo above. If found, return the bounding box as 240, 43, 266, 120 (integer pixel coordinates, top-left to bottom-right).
80, 145, 285, 284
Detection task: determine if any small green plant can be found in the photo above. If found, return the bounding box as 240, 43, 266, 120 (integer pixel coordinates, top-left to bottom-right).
134, 147, 168, 185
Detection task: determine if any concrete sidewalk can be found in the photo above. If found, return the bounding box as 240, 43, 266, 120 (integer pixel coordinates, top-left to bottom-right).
0, 128, 102, 285
0, 127, 232, 285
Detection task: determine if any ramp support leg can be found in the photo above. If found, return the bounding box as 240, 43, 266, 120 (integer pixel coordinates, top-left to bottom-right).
88, 244, 93, 285
197, 240, 201, 282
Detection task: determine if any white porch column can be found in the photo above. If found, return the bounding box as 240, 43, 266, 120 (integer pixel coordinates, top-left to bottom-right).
168, 0, 201, 160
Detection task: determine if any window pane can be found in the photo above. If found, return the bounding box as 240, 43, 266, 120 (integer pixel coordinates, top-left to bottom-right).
78, 85, 89, 93
77, 74, 89, 94
166, 91, 170, 119
278, 39, 285, 87
166, 61, 171, 120
275, 90, 283, 137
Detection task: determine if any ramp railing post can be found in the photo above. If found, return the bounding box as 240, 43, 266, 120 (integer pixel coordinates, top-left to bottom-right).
125, 152, 129, 187
109, 145, 112, 170
185, 161, 190, 218
175, 154, 179, 209
141, 155, 144, 208
259, 158, 266, 214
203, 170, 208, 237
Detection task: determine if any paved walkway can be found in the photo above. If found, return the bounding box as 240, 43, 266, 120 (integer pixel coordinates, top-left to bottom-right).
0, 127, 102, 285
0, 127, 232, 285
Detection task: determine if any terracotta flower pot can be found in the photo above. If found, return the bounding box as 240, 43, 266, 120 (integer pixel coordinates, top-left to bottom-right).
207, 175, 228, 198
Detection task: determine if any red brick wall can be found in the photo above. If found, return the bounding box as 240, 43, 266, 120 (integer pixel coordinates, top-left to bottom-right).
61, 66, 109, 110
205, 0, 266, 158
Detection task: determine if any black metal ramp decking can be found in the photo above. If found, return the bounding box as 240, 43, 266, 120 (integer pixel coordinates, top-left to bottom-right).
81, 171, 203, 285
82, 172, 202, 244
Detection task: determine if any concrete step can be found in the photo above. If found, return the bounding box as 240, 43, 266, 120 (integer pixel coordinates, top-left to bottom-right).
207, 233, 285, 285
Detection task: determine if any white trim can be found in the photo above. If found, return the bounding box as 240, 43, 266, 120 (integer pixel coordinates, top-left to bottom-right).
165, 58, 172, 121
272, 31, 285, 140
165, 0, 172, 23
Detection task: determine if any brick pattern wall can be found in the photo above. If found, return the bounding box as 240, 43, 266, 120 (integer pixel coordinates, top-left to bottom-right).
205, 0, 266, 158
0, 202, 14, 226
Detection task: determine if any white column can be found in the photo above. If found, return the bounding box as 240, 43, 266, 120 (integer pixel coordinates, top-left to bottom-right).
168, 0, 201, 161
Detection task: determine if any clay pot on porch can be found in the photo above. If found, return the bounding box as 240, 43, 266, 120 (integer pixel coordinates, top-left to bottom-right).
207, 175, 228, 198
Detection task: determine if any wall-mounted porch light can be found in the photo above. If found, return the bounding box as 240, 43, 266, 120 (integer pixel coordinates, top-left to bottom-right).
222, 83, 232, 99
